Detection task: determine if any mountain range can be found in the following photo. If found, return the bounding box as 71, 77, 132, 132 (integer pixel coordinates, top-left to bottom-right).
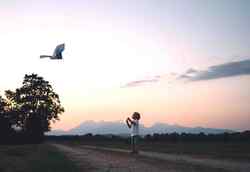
47, 121, 234, 136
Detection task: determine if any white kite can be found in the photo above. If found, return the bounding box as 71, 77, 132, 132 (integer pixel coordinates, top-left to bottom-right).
40, 43, 65, 60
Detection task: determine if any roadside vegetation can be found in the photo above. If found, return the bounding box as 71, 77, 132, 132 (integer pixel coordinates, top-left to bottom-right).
0, 144, 81, 172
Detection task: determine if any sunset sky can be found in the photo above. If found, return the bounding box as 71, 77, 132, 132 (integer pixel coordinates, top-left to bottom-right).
0, 0, 250, 131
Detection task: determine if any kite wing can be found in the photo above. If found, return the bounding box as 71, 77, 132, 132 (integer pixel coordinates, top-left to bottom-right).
40, 43, 65, 59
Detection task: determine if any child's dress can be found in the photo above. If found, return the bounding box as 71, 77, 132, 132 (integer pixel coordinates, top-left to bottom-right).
131, 119, 139, 136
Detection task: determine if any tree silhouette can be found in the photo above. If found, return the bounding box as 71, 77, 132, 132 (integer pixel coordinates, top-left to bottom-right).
6, 74, 64, 142
0, 96, 13, 143
5, 90, 21, 130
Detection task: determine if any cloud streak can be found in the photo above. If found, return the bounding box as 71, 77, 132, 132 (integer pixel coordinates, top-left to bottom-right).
122, 73, 177, 88
123, 59, 250, 87
181, 59, 250, 81
123, 78, 159, 87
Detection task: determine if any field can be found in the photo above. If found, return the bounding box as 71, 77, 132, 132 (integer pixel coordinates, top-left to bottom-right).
0, 144, 81, 172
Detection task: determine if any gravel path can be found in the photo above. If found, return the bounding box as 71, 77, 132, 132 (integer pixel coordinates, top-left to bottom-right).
52, 144, 233, 172
82, 145, 250, 172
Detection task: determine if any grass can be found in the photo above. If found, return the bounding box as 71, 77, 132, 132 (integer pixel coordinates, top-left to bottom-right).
140, 142, 250, 161
0, 144, 81, 172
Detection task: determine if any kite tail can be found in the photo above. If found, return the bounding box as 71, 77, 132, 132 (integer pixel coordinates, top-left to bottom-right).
40, 55, 53, 58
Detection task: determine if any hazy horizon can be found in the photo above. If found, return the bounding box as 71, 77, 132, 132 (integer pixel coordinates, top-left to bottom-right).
1, 0, 250, 131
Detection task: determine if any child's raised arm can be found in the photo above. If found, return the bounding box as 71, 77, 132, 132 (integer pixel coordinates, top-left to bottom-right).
126, 117, 132, 128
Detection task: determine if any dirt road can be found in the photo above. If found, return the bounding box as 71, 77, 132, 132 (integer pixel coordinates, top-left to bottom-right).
51, 143, 239, 172
82, 145, 250, 172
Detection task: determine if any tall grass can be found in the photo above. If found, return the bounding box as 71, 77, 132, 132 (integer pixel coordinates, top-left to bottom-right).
0, 144, 81, 172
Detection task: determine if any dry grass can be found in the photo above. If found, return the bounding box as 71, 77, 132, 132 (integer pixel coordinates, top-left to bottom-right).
0, 144, 81, 172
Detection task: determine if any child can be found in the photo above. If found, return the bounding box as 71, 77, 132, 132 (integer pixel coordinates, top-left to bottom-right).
126, 112, 141, 154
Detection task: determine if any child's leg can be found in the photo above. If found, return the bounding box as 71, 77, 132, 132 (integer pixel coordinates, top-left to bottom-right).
131, 136, 135, 153
134, 136, 139, 153
131, 136, 139, 154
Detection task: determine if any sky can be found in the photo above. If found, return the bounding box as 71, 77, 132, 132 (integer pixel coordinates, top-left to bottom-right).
0, 0, 250, 131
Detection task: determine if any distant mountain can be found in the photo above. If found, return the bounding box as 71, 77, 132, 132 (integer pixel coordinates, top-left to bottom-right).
69, 121, 129, 135
47, 129, 67, 136
47, 121, 234, 136
145, 123, 234, 134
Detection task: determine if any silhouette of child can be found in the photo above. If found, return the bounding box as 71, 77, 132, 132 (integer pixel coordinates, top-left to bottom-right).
126, 112, 141, 154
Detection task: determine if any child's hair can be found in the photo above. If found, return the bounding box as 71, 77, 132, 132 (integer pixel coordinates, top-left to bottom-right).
132, 112, 141, 120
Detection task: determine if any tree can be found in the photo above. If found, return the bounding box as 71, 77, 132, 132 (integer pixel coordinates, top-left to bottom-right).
5, 90, 21, 130
7, 74, 64, 141
0, 95, 13, 142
